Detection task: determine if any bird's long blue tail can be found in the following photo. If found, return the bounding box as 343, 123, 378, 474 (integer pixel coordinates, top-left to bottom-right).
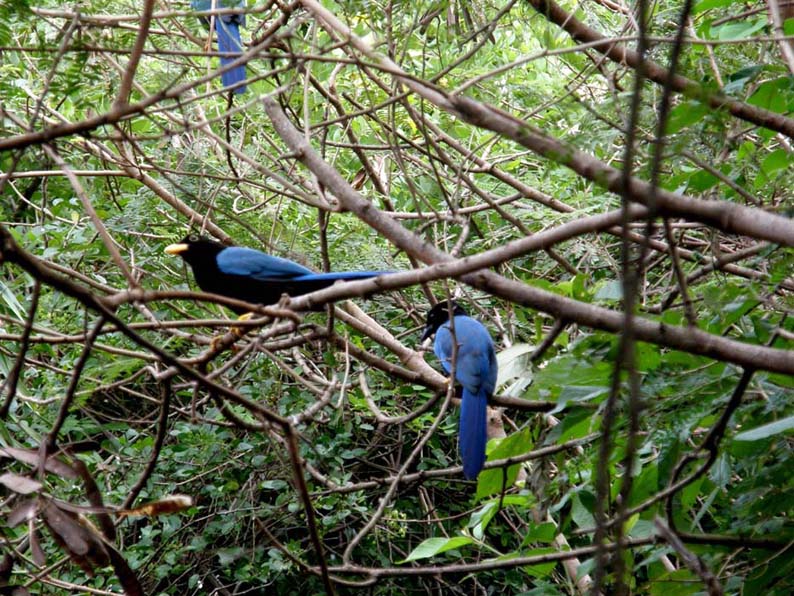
215, 18, 246, 93
295, 270, 391, 282
459, 387, 488, 480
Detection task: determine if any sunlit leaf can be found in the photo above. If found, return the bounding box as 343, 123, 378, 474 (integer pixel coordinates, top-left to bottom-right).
400, 536, 475, 563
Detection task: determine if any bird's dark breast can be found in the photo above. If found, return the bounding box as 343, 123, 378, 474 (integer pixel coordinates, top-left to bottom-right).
193, 269, 336, 313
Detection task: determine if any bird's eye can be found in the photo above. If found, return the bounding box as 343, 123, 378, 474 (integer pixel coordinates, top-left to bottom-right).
189, 234, 199, 242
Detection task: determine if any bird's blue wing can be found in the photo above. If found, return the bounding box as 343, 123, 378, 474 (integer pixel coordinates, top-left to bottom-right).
216, 247, 314, 280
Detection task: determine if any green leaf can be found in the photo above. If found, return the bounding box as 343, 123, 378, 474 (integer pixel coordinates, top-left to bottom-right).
627, 518, 655, 539
723, 65, 764, 94
693, 0, 736, 13
399, 536, 475, 563
686, 169, 718, 192
709, 452, 731, 487
0, 20, 10, 47
521, 521, 558, 545
469, 501, 500, 539
719, 295, 760, 328
636, 342, 662, 372
216, 547, 245, 566
554, 407, 596, 442
525, 354, 612, 408
570, 492, 595, 529
476, 427, 534, 499
680, 476, 705, 511
520, 547, 558, 578
594, 279, 622, 301
748, 78, 790, 113
496, 343, 535, 396
734, 415, 794, 441
666, 101, 708, 134
710, 18, 767, 41
761, 149, 789, 176
649, 569, 701, 596
0, 280, 26, 320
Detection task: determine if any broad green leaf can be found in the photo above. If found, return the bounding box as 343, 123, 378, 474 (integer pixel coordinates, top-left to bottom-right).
681, 475, 705, 511
628, 462, 658, 506
570, 492, 595, 529
496, 343, 535, 396
734, 415, 794, 441
496, 343, 536, 378
636, 342, 662, 372
525, 355, 612, 407
469, 501, 499, 539
686, 169, 718, 192
594, 279, 622, 301
719, 295, 760, 329
761, 149, 789, 176
554, 408, 596, 442
476, 427, 534, 499
723, 64, 764, 94
710, 18, 767, 41
521, 547, 558, 578
748, 78, 790, 113
666, 101, 708, 134
400, 536, 475, 563
216, 547, 245, 566
693, 0, 736, 12
709, 452, 731, 487
521, 521, 558, 546
649, 569, 701, 596
627, 519, 655, 539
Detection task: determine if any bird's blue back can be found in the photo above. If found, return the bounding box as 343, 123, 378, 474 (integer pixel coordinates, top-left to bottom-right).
434, 315, 497, 395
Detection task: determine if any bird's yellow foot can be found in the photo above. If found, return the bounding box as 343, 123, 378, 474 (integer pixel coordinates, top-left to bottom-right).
208, 313, 255, 352
231, 312, 255, 337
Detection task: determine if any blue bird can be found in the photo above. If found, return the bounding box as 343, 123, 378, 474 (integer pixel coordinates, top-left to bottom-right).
192, 0, 247, 93
165, 235, 390, 313
422, 301, 497, 480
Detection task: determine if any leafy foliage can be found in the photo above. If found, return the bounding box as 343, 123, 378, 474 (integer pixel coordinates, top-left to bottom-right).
1, 0, 794, 594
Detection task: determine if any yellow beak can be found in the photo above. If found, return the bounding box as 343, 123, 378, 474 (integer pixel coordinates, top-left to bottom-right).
164, 243, 188, 255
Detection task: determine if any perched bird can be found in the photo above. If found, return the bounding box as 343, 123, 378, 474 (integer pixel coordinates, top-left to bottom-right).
191, 0, 247, 93
164, 234, 390, 313
421, 301, 497, 480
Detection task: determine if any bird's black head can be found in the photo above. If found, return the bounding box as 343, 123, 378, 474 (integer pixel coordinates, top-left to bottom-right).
164, 234, 226, 268
421, 300, 467, 342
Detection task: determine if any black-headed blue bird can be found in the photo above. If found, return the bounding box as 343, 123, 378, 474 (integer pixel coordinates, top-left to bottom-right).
165, 235, 390, 313
421, 301, 497, 480
191, 0, 247, 93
